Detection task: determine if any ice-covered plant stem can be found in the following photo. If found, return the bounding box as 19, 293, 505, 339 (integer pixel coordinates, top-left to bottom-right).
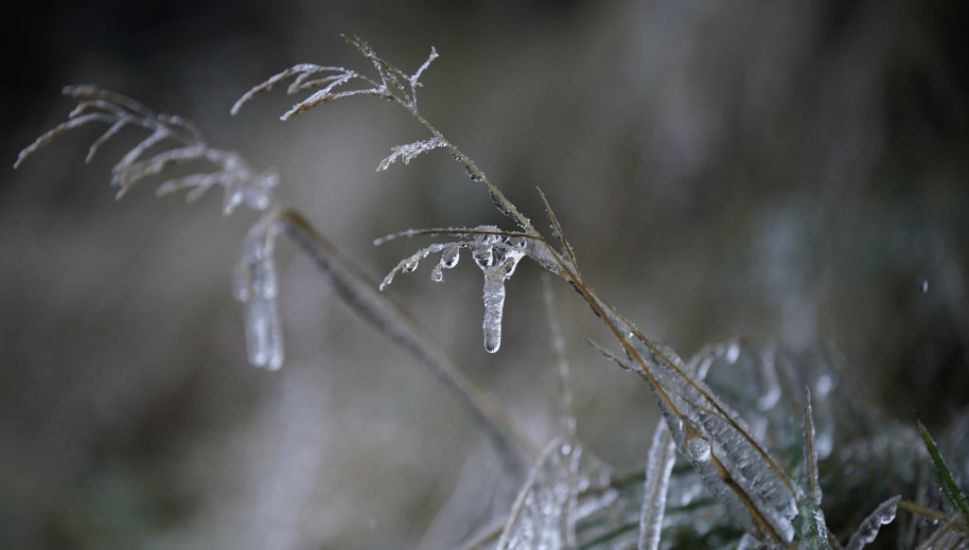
236, 35, 803, 547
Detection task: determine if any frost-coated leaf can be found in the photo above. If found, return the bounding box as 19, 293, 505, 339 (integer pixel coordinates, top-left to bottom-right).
845, 495, 900, 550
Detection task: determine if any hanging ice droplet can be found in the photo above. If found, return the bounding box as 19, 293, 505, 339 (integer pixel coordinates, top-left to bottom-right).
430, 244, 460, 283
441, 243, 460, 268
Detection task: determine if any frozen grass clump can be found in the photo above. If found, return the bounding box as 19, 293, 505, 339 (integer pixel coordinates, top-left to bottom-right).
15, 36, 969, 549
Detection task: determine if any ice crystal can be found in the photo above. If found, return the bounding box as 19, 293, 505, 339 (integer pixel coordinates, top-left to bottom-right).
235, 212, 285, 370
845, 495, 900, 550
377, 137, 446, 171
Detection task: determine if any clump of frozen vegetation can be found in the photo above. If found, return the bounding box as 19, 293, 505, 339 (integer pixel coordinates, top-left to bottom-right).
15, 35, 969, 549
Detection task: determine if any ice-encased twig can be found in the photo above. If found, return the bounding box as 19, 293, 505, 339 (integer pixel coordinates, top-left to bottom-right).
277, 210, 535, 477
845, 495, 901, 550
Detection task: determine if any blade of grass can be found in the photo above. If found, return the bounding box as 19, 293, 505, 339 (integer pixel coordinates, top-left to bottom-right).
917, 420, 969, 528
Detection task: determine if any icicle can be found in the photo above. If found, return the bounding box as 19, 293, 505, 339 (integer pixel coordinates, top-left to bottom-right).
235, 213, 285, 370
471, 227, 524, 353
482, 266, 506, 353
845, 495, 900, 550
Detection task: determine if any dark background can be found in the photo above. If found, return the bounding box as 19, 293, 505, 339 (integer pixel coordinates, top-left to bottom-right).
2, 0, 968, 548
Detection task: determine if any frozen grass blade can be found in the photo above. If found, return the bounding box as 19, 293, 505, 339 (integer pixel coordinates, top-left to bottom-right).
638, 420, 675, 550
798, 390, 831, 550
638, 344, 720, 550
918, 420, 969, 528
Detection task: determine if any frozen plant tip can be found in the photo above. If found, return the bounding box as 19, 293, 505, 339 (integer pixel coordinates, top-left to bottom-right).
15, 85, 278, 215
14, 86, 293, 370
846, 495, 901, 550
231, 35, 438, 119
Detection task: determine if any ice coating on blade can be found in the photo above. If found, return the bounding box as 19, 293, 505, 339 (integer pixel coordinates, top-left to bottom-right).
639, 337, 733, 550
497, 439, 582, 550
845, 495, 900, 550
615, 331, 799, 544
235, 213, 285, 370
796, 389, 833, 548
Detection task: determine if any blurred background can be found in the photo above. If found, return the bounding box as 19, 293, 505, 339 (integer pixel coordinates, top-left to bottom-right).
2, 0, 967, 548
